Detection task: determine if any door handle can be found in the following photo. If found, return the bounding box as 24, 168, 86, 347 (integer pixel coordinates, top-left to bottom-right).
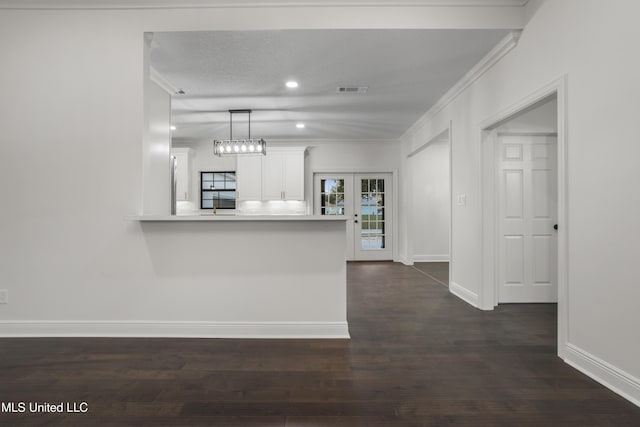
553, 224, 558, 230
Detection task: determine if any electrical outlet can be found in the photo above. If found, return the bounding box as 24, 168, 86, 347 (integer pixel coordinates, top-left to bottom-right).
456, 194, 467, 206
0, 289, 7, 304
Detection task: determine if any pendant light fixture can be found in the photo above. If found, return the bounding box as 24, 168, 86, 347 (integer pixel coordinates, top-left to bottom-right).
213, 109, 266, 156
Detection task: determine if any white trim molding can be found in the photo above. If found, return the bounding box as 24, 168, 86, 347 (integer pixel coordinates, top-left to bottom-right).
398, 253, 413, 266
401, 31, 521, 142
0, 321, 350, 339
449, 281, 479, 308
478, 75, 569, 358
0, 1, 530, 10
150, 66, 179, 96
413, 254, 449, 262
565, 343, 640, 408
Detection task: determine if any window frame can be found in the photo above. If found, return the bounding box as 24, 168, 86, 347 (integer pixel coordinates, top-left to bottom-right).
200, 171, 237, 210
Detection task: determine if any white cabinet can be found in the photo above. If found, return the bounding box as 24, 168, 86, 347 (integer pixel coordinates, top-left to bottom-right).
171, 148, 192, 201
236, 155, 262, 201
261, 153, 284, 201
282, 149, 305, 200
261, 147, 305, 200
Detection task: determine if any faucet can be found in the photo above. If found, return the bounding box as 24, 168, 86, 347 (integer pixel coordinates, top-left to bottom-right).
213, 205, 217, 215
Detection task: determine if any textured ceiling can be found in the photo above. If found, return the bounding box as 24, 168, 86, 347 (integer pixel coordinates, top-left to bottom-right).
151, 29, 510, 142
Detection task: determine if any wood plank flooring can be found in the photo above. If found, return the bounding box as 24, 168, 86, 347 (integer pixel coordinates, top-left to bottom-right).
412, 262, 449, 286
1, 262, 639, 425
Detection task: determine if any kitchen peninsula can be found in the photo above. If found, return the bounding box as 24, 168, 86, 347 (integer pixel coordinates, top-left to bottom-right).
134, 214, 349, 339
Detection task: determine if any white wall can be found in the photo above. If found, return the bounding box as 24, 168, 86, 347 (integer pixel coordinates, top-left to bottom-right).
305, 141, 401, 259
142, 83, 171, 215
305, 140, 401, 207
142, 36, 172, 216
401, 0, 640, 403
497, 96, 557, 133
409, 140, 450, 262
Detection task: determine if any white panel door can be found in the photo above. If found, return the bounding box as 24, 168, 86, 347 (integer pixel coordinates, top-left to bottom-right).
498, 135, 557, 302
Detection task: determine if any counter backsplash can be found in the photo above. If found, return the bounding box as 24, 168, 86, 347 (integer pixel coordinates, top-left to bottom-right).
176, 200, 308, 216
237, 200, 308, 216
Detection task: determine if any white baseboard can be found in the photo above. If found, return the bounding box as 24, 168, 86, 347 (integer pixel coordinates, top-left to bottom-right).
398, 253, 413, 266
449, 281, 479, 308
564, 343, 640, 408
0, 320, 350, 339
413, 254, 450, 262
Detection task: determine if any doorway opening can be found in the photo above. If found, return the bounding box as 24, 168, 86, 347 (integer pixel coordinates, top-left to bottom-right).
479, 77, 567, 358
314, 173, 393, 261
406, 127, 452, 287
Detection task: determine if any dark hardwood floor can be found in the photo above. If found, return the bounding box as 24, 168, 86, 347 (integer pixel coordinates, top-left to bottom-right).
1, 262, 639, 426
412, 262, 449, 286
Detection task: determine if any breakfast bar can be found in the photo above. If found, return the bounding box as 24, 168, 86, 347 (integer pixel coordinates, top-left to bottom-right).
134, 215, 349, 339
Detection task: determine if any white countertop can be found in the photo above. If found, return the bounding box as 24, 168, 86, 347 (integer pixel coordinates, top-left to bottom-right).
131, 214, 350, 221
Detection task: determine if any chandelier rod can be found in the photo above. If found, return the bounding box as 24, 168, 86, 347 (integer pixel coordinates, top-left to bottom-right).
228, 109, 252, 140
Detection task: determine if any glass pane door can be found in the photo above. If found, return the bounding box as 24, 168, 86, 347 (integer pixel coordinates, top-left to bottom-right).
320, 178, 345, 216
360, 178, 386, 250
354, 174, 392, 260
314, 174, 355, 260
314, 173, 391, 261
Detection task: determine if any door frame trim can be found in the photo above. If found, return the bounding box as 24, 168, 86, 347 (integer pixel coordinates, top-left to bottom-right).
478, 75, 568, 359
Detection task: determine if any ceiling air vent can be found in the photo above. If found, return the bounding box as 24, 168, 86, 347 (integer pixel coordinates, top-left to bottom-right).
337, 86, 368, 94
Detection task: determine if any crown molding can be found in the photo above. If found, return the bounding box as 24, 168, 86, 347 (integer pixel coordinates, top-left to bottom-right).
0, 1, 530, 10
269, 138, 401, 145
149, 66, 178, 96
172, 137, 401, 146
401, 30, 521, 141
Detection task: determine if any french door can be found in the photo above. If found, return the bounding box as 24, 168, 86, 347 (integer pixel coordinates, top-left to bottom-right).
314, 173, 393, 261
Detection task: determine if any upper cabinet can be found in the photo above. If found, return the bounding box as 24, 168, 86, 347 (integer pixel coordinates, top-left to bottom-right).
171, 148, 193, 201
236, 155, 262, 201
261, 147, 306, 201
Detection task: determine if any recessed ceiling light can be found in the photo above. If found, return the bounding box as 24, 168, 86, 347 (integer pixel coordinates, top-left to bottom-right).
170, 125, 177, 131
286, 81, 299, 89
296, 123, 305, 129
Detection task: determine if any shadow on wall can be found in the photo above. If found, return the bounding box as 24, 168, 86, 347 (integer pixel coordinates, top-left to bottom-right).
139, 221, 344, 277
